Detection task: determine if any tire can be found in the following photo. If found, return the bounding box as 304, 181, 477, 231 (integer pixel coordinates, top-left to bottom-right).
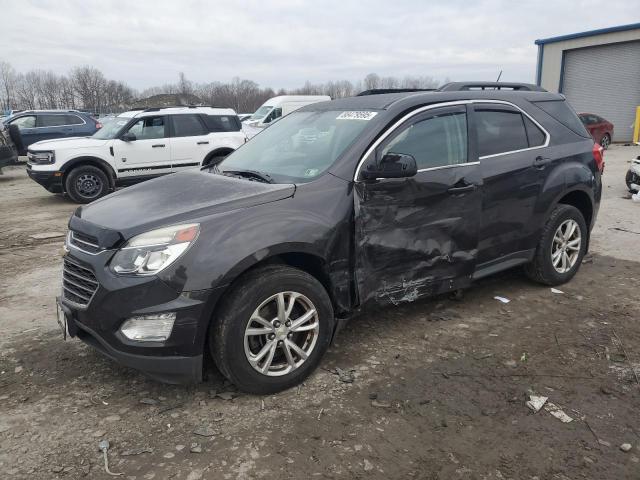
524, 204, 588, 286
65, 165, 110, 204
8, 124, 25, 155
600, 133, 611, 150
210, 265, 334, 394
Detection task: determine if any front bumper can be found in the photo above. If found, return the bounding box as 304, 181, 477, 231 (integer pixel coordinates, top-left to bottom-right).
26, 165, 64, 193
60, 247, 224, 384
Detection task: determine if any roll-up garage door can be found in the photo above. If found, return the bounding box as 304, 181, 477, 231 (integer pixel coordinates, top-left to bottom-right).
561, 41, 640, 142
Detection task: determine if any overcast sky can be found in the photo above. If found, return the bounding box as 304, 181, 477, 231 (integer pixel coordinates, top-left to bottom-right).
1, 0, 637, 90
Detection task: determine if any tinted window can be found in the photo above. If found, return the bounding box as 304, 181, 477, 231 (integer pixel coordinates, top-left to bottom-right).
172, 114, 206, 137
203, 115, 241, 132
63, 114, 85, 125
38, 114, 69, 127
11, 115, 36, 128
127, 116, 166, 140
523, 116, 546, 147
382, 111, 467, 169
533, 100, 590, 138
475, 109, 528, 157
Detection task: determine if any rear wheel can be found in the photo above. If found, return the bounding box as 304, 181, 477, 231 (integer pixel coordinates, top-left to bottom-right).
600, 133, 611, 150
65, 165, 110, 204
210, 265, 334, 394
524, 204, 587, 285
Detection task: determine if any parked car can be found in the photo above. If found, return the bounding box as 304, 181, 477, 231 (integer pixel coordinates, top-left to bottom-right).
3, 110, 101, 155
579, 113, 614, 149
626, 155, 640, 193
56, 83, 602, 393
244, 95, 331, 128
26, 106, 246, 203
0, 121, 19, 173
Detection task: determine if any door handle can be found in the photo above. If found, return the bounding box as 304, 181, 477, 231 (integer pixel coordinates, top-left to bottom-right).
447, 184, 477, 195
533, 156, 552, 169
152, 144, 165, 148
197, 141, 209, 145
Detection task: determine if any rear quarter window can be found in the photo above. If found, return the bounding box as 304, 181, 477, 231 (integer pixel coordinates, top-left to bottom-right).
533, 100, 590, 138
203, 115, 241, 132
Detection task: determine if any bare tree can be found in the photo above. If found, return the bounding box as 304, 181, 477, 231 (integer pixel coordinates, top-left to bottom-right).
0, 61, 17, 111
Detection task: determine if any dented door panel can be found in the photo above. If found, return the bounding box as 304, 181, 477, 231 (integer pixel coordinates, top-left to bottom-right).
354, 164, 482, 307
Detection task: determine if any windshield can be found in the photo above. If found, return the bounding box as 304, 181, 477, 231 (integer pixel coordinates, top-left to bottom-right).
249, 106, 272, 120
92, 117, 130, 139
220, 110, 377, 183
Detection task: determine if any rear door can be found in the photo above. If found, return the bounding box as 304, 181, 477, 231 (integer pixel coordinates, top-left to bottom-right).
354, 104, 482, 306
36, 114, 74, 142
168, 114, 210, 171
472, 103, 549, 265
112, 115, 171, 178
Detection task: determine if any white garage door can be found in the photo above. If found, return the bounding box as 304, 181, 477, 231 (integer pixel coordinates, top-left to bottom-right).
562, 41, 640, 142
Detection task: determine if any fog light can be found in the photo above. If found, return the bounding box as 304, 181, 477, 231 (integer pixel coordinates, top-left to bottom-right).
120, 313, 176, 342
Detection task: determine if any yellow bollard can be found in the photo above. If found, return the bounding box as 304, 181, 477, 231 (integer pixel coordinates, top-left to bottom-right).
634, 106, 640, 145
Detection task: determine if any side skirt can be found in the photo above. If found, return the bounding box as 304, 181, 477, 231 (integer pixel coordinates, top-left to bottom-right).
472, 249, 535, 281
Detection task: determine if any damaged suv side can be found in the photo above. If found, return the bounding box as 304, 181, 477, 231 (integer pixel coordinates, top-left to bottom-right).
58, 84, 602, 393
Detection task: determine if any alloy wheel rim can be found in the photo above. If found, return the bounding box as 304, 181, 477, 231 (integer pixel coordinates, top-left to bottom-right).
551, 219, 581, 273
76, 174, 102, 198
243, 291, 319, 377
601, 135, 610, 149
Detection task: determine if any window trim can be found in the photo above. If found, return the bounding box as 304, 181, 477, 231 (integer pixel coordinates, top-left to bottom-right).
126, 114, 168, 140
353, 100, 550, 180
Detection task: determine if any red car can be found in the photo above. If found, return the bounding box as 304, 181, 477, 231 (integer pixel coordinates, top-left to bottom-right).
579, 113, 614, 149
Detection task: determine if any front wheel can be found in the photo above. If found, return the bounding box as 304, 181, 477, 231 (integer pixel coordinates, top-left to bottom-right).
65, 165, 110, 204
600, 133, 611, 150
524, 204, 587, 286
210, 265, 334, 394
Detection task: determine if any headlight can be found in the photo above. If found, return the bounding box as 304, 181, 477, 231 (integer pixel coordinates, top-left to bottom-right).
110, 224, 199, 275
28, 151, 55, 164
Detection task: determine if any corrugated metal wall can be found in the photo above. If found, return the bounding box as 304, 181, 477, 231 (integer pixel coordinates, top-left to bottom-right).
561, 41, 640, 142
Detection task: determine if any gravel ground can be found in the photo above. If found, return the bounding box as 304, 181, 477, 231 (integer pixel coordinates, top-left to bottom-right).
1, 145, 639, 479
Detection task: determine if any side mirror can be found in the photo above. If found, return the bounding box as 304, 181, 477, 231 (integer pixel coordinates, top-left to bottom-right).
362, 152, 418, 180
121, 132, 136, 142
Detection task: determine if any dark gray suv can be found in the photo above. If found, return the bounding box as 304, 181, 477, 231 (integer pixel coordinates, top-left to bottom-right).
57, 83, 602, 393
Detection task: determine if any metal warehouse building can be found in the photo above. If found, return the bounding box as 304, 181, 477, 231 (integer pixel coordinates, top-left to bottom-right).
535, 23, 640, 142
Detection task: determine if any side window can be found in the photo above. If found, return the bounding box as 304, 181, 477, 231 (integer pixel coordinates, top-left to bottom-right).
273, 108, 282, 119
381, 111, 468, 169
63, 114, 85, 125
475, 109, 528, 157
172, 114, 207, 137
127, 116, 166, 140
523, 115, 546, 147
203, 115, 241, 132
11, 115, 36, 129
38, 114, 69, 127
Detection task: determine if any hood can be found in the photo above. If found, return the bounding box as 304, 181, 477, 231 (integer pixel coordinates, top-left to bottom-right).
29, 137, 108, 150
75, 169, 295, 237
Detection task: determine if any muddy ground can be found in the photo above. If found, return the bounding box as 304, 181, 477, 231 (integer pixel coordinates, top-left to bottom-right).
1, 146, 639, 479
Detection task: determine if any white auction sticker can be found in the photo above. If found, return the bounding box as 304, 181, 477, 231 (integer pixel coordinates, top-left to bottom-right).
336, 111, 378, 121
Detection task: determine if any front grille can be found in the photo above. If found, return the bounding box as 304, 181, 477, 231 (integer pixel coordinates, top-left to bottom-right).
62, 256, 99, 307
69, 231, 101, 254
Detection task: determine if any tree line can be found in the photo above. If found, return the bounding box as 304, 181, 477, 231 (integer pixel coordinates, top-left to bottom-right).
0, 61, 443, 115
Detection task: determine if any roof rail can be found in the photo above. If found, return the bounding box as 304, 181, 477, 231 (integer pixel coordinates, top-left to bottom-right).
357, 88, 437, 96
130, 105, 225, 113
438, 82, 546, 92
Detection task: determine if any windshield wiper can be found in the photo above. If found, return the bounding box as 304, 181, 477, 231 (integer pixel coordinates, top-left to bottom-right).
222, 169, 274, 184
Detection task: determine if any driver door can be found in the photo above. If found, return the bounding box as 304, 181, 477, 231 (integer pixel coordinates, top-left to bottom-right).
112, 115, 171, 178
354, 105, 482, 306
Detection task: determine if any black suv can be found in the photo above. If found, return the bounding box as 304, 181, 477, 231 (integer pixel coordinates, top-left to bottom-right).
57, 83, 602, 393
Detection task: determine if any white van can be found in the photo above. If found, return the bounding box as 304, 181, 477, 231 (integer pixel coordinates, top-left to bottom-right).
244, 95, 331, 128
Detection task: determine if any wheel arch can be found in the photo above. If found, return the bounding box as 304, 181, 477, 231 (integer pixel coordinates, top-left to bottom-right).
60, 156, 117, 190
202, 147, 235, 166
555, 188, 594, 230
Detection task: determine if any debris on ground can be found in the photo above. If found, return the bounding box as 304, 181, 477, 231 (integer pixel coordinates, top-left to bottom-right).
190, 442, 203, 453
620, 443, 633, 452
371, 400, 392, 409
139, 398, 158, 405
214, 391, 236, 401
494, 296, 510, 304
525, 395, 548, 413
98, 440, 123, 476
551, 288, 564, 294
544, 403, 573, 423
193, 425, 217, 437
334, 367, 356, 383
28, 232, 65, 240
